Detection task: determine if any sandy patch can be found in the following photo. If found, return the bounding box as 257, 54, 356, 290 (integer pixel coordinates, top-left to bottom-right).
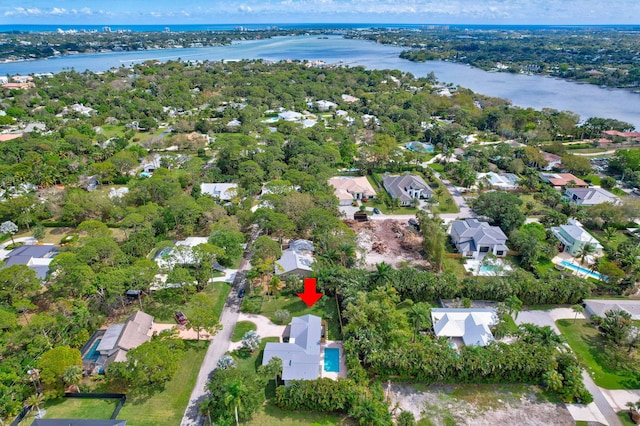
348, 219, 429, 269
388, 383, 574, 426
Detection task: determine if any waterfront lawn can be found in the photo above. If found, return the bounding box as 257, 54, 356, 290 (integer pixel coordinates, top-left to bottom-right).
556, 319, 637, 389
231, 320, 257, 342
116, 340, 209, 426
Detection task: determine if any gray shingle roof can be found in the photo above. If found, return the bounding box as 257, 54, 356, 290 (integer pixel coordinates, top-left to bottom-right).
382, 174, 433, 202
450, 219, 508, 248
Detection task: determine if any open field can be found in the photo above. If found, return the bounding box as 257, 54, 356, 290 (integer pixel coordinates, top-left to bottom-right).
556, 319, 639, 389
116, 340, 209, 426
390, 383, 572, 426
20, 397, 118, 424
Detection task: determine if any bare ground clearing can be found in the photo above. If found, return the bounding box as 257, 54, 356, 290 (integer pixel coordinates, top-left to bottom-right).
389, 383, 574, 426
346, 219, 429, 269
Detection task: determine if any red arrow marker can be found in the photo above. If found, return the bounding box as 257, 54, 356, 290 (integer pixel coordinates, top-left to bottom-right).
297, 278, 323, 307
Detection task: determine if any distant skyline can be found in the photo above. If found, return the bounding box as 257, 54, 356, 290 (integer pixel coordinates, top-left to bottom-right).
1, 1, 639, 26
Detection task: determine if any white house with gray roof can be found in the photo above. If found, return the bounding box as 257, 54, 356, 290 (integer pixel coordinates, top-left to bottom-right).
565, 187, 620, 206
583, 299, 640, 320
431, 308, 497, 347
382, 174, 433, 206
449, 219, 509, 259
262, 314, 322, 385
275, 240, 315, 277
200, 183, 238, 201
551, 219, 603, 257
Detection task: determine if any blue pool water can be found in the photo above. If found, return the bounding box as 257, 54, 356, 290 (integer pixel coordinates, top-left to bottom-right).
560, 260, 605, 281
158, 247, 173, 259
480, 265, 498, 272
324, 348, 340, 373
83, 339, 101, 362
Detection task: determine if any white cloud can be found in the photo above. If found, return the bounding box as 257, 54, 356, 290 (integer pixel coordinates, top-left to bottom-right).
238, 5, 253, 12
50, 8, 67, 15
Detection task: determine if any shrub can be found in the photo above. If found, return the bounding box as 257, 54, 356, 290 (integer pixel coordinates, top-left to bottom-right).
397, 411, 416, 426
241, 330, 260, 352
216, 355, 235, 370
274, 309, 290, 324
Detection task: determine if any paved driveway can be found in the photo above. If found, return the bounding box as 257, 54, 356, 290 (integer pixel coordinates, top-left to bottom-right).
517, 308, 622, 426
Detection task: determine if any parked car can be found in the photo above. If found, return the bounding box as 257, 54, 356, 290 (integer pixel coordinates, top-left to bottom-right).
238, 288, 246, 298
373, 207, 381, 214
174, 311, 187, 325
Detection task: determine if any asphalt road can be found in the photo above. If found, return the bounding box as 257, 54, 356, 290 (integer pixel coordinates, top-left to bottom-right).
180, 227, 258, 426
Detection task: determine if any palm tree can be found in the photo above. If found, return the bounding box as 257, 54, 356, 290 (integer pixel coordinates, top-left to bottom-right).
407, 302, 432, 342
224, 380, 248, 426
25, 393, 44, 419
504, 295, 523, 320
577, 242, 596, 267
571, 304, 585, 324
371, 262, 393, 285
62, 365, 82, 392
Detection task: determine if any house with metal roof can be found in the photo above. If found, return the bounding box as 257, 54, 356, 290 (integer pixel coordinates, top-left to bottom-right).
565, 187, 620, 206
431, 308, 497, 347
92, 311, 153, 373
583, 299, 640, 320
200, 183, 238, 201
449, 219, 509, 259
476, 172, 520, 190
382, 174, 433, 206
551, 219, 603, 257
262, 314, 322, 385
275, 240, 315, 277
1, 244, 59, 280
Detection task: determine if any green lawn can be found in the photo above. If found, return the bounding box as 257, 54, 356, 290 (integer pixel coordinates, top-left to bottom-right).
617, 410, 638, 426
580, 174, 602, 185
443, 257, 467, 279
34, 397, 118, 421
233, 337, 280, 374
556, 319, 638, 389
231, 320, 257, 342
145, 281, 232, 323
246, 404, 352, 426
116, 340, 209, 426
253, 291, 343, 340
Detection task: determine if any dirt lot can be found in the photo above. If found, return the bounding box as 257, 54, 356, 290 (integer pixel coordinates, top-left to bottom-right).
389, 383, 574, 426
346, 219, 429, 269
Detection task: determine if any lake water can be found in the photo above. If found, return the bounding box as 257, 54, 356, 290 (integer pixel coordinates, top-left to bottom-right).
2, 35, 640, 128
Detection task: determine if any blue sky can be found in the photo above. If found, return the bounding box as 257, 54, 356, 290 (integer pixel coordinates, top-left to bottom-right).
1, 1, 638, 25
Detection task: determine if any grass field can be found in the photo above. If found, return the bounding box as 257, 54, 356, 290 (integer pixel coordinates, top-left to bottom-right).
250, 291, 343, 340
116, 340, 209, 426
556, 319, 637, 389
618, 410, 638, 426
231, 320, 257, 342
246, 405, 353, 426
22, 397, 119, 423
145, 281, 231, 324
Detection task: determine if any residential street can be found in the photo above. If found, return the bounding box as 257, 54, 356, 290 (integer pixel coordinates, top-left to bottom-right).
516, 308, 623, 426
180, 227, 259, 426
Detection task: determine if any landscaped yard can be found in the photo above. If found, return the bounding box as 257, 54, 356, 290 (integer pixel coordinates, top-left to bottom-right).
21, 397, 119, 423
115, 340, 209, 426
231, 320, 257, 342
246, 405, 353, 426
244, 291, 343, 340
144, 281, 231, 324
556, 319, 638, 389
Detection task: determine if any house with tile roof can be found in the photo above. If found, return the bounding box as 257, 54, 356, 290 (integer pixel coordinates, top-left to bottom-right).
551, 219, 603, 257
275, 240, 315, 277
93, 311, 153, 372
565, 187, 620, 206
382, 174, 433, 206
328, 176, 376, 206
449, 219, 509, 259
540, 172, 588, 189
262, 314, 322, 385
431, 308, 497, 347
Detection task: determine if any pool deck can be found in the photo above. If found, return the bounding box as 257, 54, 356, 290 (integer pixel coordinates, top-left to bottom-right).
551, 253, 603, 280
320, 340, 347, 380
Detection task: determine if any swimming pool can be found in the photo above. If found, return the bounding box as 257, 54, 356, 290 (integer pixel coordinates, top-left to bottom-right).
262, 117, 279, 123
157, 247, 173, 259
324, 348, 340, 373
560, 260, 605, 281
83, 339, 101, 362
